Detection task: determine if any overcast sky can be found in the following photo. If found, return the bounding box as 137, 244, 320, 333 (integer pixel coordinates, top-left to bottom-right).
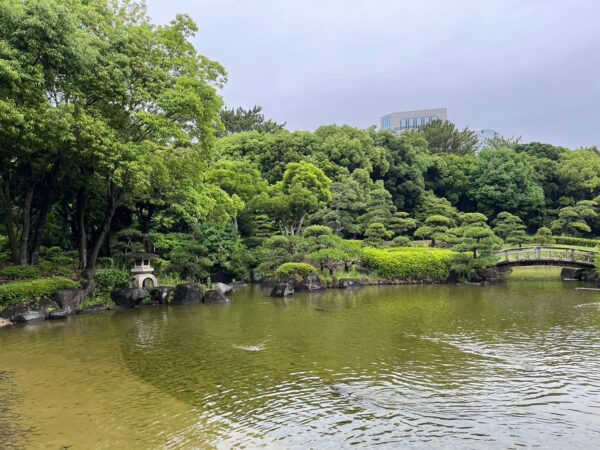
147, 0, 599, 149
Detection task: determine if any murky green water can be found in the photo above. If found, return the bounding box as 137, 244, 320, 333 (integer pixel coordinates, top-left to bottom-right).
2, 269, 600, 449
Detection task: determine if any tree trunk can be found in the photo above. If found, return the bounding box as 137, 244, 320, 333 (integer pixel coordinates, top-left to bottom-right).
18, 187, 34, 265
76, 188, 88, 271
1, 182, 19, 264
86, 183, 121, 276
30, 163, 61, 264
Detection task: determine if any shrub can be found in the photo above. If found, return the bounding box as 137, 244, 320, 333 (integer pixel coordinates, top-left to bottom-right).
552, 236, 600, 248
391, 236, 411, 247
361, 247, 455, 281
0, 277, 79, 309
92, 268, 130, 297
0, 265, 41, 280
303, 225, 333, 237
275, 262, 317, 280
595, 251, 600, 275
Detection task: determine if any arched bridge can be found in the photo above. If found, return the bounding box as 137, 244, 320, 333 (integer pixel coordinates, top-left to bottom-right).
494, 246, 597, 268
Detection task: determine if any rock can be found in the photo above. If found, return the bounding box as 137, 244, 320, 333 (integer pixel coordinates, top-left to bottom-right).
467, 270, 484, 283
0, 305, 28, 321
204, 289, 231, 304
213, 282, 233, 295
270, 282, 294, 297
149, 287, 173, 305
78, 305, 108, 314
111, 288, 148, 308
337, 278, 358, 288
172, 283, 204, 305
293, 274, 326, 292
0, 318, 12, 327
54, 289, 88, 315
48, 309, 68, 320
469, 268, 506, 284
446, 270, 461, 284
561, 267, 586, 280
11, 310, 46, 323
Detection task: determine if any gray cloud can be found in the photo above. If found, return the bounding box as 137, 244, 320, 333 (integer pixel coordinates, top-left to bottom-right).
147, 0, 600, 148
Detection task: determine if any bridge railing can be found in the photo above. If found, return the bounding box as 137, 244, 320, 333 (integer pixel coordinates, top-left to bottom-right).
494, 246, 597, 265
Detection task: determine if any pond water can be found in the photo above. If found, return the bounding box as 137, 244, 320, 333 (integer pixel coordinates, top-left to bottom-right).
2, 268, 600, 449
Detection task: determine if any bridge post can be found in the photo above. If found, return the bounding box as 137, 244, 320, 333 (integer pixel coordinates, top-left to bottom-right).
504, 250, 509, 262
535, 247, 541, 260
569, 249, 575, 261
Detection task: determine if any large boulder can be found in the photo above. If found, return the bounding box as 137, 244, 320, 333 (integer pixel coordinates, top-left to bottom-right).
149, 287, 173, 305
270, 282, 294, 297
111, 288, 148, 308
0, 305, 29, 321
213, 282, 233, 295
204, 289, 231, 304
469, 268, 506, 284
293, 274, 326, 292
48, 309, 68, 320
11, 310, 46, 323
172, 283, 204, 305
54, 289, 88, 315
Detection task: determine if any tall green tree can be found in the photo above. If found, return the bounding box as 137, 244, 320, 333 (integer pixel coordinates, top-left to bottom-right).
218, 105, 285, 135
419, 120, 479, 156
493, 212, 528, 247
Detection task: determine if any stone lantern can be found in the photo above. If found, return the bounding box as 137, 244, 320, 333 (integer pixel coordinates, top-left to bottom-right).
129, 252, 158, 289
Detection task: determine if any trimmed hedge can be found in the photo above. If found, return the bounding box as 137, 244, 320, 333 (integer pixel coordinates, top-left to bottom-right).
0, 277, 79, 309
0, 265, 40, 280
552, 236, 600, 248
361, 247, 455, 281
275, 263, 317, 280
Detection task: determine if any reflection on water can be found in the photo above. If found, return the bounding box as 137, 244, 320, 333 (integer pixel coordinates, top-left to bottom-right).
1, 272, 600, 449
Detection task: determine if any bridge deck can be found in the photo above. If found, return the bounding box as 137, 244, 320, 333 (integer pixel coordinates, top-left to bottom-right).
493, 246, 597, 268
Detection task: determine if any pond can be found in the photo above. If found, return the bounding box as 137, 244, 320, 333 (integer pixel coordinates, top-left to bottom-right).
1, 268, 600, 449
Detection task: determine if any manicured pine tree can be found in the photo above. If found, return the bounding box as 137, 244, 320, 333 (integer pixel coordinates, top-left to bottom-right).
493, 211, 529, 247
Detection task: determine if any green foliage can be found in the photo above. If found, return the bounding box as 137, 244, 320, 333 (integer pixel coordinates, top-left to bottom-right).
303, 225, 333, 238
595, 252, 600, 275
363, 223, 391, 248
0, 277, 78, 309
551, 199, 598, 236
92, 268, 130, 298
0, 265, 40, 280
469, 148, 544, 217
275, 263, 317, 280
389, 212, 418, 237
419, 120, 479, 156
534, 227, 554, 245
218, 105, 285, 135
361, 247, 455, 281
493, 212, 528, 246
451, 213, 501, 272
414, 214, 455, 247
308, 248, 356, 275
552, 235, 600, 248
392, 236, 411, 247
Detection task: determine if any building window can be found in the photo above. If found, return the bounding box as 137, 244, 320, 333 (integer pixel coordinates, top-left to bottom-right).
401, 119, 407, 128
408, 118, 414, 128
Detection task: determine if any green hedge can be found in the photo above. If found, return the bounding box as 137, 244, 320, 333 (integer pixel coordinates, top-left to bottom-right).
552, 236, 600, 248
0, 265, 40, 280
0, 277, 79, 309
361, 247, 455, 281
275, 263, 317, 280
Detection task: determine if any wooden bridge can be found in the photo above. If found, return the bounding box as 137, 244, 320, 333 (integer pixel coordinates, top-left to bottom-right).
493, 246, 597, 268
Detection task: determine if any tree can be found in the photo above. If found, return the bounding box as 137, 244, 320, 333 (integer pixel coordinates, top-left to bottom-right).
493, 212, 528, 247
557, 149, 600, 202
551, 200, 598, 236
469, 147, 544, 218
378, 131, 429, 211
389, 212, 418, 237
359, 181, 396, 230
218, 105, 285, 135
258, 161, 331, 235
308, 248, 353, 276
424, 154, 476, 211
452, 213, 502, 273
363, 223, 391, 247
414, 215, 455, 247
534, 226, 553, 245
419, 120, 479, 156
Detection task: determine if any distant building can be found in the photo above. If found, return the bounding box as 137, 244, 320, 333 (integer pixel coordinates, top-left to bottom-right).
380, 108, 448, 135
472, 128, 499, 150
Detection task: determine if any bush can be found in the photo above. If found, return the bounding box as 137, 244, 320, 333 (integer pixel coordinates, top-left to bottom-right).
552, 236, 600, 248
0, 277, 79, 309
275, 262, 317, 280
391, 236, 411, 247
361, 247, 455, 281
0, 265, 41, 280
92, 268, 130, 297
